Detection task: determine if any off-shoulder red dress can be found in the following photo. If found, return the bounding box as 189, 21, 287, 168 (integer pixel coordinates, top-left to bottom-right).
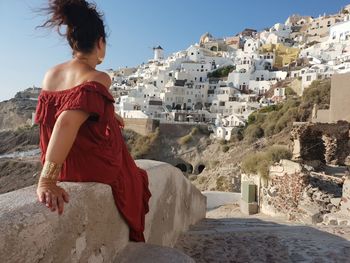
34, 81, 152, 242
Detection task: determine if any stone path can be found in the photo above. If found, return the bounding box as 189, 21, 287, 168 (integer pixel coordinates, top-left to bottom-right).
174, 204, 350, 263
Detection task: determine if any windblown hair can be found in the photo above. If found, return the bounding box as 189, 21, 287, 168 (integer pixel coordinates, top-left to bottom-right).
38, 0, 106, 54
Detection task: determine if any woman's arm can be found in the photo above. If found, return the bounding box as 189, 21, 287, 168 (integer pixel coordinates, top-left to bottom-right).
37, 109, 89, 215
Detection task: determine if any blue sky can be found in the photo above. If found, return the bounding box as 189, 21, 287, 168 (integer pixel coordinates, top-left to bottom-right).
0, 0, 349, 101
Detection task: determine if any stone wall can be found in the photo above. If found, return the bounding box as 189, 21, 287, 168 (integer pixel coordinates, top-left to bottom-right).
260, 160, 309, 217
260, 160, 345, 224
291, 122, 350, 165
159, 123, 209, 138
0, 160, 206, 263
124, 118, 159, 136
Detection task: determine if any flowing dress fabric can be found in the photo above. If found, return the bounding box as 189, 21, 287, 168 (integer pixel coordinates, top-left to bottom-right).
34, 81, 152, 242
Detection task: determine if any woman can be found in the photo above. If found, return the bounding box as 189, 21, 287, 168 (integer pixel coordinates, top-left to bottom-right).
35, 0, 152, 242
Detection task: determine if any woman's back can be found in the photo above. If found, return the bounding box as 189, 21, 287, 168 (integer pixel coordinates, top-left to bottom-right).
42, 60, 111, 93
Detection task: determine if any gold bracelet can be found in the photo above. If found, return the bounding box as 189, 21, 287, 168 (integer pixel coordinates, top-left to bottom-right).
40, 161, 62, 181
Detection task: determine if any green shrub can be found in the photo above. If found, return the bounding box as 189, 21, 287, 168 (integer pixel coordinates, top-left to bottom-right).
190, 127, 198, 135
263, 122, 276, 137
219, 139, 227, 145
247, 113, 256, 125
266, 145, 292, 163
177, 126, 200, 145
259, 104, 281, 113
241, 79, 329, 141
244, 124, 264, 142
285, 87, 297, 96
229, 128, 244, 142
178, 134, 192, 145
241, 152, 266, 175
302, 79, 330, 109
124, 128, 159, 159
241, 145, 292, 179
207, 65, 235, 78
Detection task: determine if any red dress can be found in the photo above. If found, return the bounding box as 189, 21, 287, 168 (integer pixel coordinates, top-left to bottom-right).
35, 80, 152, 242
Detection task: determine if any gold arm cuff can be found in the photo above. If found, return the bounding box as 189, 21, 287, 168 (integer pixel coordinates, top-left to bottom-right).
40, 161, 62, 181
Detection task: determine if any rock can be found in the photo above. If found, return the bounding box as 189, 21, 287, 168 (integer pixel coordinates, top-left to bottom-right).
338, 219, 349, 226
267, 186, 278, 197
329, 219, 338, 225
312, 191, 323, 201
297, 204, 322, 224
303, 164, 315, 172
322, 197, 330, 203
331, 206, 339, 213
327, 203, 335, 211
330, 198, 341, 207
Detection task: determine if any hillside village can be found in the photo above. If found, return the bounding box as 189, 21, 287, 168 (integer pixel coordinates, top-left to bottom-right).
3, 4, 350, 263
104, 5, 350, 141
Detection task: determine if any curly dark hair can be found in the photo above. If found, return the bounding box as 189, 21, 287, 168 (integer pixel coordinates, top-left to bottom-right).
38, 0, 106, 54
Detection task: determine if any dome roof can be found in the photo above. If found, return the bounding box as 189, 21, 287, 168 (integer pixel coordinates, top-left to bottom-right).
200, 32, 214, 44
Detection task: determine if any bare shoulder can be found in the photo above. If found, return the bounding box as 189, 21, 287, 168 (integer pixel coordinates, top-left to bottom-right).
41, 63, 67, 90
90, 71, 112, 88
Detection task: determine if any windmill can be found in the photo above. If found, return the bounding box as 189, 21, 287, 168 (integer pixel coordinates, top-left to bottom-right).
148, 44, 164, 61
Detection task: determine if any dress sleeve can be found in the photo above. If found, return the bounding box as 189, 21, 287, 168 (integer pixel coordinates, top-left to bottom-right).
54, 85, 112, 122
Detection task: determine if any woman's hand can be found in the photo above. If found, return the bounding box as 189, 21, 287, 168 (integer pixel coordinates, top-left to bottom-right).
115, 113, 125, 129
36, 178, 69, 215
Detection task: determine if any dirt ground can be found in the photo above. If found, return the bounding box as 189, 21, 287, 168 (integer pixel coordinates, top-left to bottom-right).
175, 204, 350, 263
0, 157, 41, 194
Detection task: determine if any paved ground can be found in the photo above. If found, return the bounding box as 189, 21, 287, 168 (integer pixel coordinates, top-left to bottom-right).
174, 204, 350, 263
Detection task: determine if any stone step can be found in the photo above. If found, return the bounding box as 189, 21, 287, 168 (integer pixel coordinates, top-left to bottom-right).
115, 243, 195, 263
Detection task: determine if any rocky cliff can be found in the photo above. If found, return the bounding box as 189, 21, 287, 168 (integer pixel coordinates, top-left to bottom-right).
0, 98, 37, 131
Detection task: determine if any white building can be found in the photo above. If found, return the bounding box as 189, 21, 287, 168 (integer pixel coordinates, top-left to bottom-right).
329, 15, 350, 42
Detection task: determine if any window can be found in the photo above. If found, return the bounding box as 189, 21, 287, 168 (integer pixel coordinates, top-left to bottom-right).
307, 75, 312, 81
